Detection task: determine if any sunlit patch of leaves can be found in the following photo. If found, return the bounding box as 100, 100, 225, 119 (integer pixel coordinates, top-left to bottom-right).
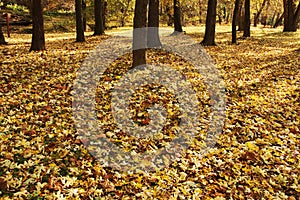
94, 49, 210, 154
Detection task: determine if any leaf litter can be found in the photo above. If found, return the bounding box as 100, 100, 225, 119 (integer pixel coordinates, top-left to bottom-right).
0, 29, 299, 199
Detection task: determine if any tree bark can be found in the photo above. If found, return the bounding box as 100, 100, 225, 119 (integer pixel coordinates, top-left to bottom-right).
75, 0, 85, 42
232, 0, 240, 44
238, 0, 244, 31
273, 12, 284, 28
120, 0, 131, 27
0, 24, 7, 45
82, 0, 87, 31
254, 0, 268, 27
284, 0, 300, 31
30, 0, 45, 51
102, 1, 107, 29
166, 5, 173, 26
148, 0, 162, 48
243, 0, 250, 37
173, 0, 183, 32
199, 0, 203, 24
94, 0, 105, 35
201, 0, 217, 46
133, 0, 148, 67
283, 0, 300, 32
294, 2, 300, 27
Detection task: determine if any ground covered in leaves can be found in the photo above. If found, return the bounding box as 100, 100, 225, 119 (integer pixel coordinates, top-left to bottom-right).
0, 27, 299, 199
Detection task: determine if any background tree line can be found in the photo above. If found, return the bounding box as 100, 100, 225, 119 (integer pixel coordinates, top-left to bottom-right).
0, 0, 299, 48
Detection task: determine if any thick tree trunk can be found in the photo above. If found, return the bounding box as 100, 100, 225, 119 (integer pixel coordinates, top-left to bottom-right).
284, 0, 300, 31
83, 0, 87, 31
294, 2, 300, 28
75, 0, 85, 42
0, 24, 7, 45
133, 0, 148, 67
284, 0, 293, 31
243, 0, 250, 37
201, 0, 217, 46
232, 0, 240, 44
102, 1, 107, 29
148, 0, 162, 48
254, 0, 268, 27
284, 0, 294, 31
173, 0, 183, 32
94, 0, 105, 35
30, 0, 45, 51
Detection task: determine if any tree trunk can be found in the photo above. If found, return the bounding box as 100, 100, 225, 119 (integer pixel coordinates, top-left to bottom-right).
102, 1, 107, 29
293, 2, 300, 28
273, 12, 284, 28
75, 0, 85, 42
82, 0, 87, 31
238, 0, 244, 31
254, 0, 268, 27
120, 0, 130, 27
199, 0, 203, 24
166, 5, 173, 26
270, 11, 277, 26
232, 0, 240, 44
94, 0, 104, 35
30, 0, 45, 51
201, 0, 217, 46
0, 24, 7, 45
148, 0, 162, 48
217, 14, 222, 24
173, 0, 183, 32
243, 0, 250, 37
284, 0, 300, 31
133, 0, 148, 67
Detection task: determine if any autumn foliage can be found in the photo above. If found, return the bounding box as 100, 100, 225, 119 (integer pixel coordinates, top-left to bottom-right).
0, 26, 299, 199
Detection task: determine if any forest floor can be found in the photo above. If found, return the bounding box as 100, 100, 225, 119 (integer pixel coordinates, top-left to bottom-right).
0, 26, 299, 199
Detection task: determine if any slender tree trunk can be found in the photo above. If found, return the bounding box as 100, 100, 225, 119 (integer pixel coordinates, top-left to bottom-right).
94, 0, 104, 35
173, 0, 183, 32
133, 0, 148, 67
120, 0, 130, 27
223, 7, 227, 22
232, 0, 240, 44
0, 24, 7, 45
30, 0, 45, 51
148, 0, 162, 48
270, 11, 277, 26
243, 0, 250, 37
201, 0, 217, 45
238, 0, 244, 31
199, 0, 203, 24
273, 12, 284, 28
75, 0, 85, 42
254, 0, 268, 27
217, 14, 222, 24
166, 5, 173, 26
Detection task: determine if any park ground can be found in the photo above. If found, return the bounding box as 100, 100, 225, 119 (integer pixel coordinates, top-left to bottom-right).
0, 25, 299, 199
